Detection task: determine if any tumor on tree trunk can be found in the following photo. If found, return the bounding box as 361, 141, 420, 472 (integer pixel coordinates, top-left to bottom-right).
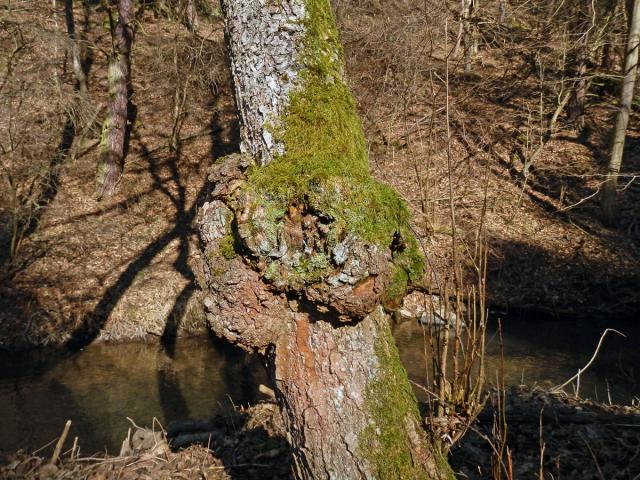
197, 0, 452, 478
96, 0, 134, 199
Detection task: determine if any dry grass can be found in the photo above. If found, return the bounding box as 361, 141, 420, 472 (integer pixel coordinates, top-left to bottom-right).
337, 0, 640, 318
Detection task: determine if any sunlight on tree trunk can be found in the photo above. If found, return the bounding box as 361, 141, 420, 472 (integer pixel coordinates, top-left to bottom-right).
96, 0, 133, 199
197, 0, 453, 478
498, 0, 507, 25
601, 0, 640, 225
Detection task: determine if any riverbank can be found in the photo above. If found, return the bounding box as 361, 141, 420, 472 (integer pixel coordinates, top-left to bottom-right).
3, 2, 640, 351
2, 388, 638, 479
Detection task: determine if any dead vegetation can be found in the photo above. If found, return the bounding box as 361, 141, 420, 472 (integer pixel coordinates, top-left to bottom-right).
0, 0, 638, 343
1, 2, 237, 349
337, 0, 640, 318
0, 401, 290, 480
2, 387, 638, 480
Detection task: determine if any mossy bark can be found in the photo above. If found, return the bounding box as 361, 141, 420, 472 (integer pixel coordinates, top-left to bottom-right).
96, 0, 133, 199
198, 0, 452, 478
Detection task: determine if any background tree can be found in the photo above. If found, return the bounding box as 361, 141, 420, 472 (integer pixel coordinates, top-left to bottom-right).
197, 0, 452, 478
601, 0, 640, 224
64, 0, 89, 95
95, 0, 134, 199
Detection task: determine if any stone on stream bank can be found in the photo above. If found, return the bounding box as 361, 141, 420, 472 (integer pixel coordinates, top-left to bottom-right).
393, 292, 463, 328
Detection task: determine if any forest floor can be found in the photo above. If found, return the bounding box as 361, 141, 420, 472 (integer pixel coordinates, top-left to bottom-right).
2, 2, 640, 349
2, 389, 638, 480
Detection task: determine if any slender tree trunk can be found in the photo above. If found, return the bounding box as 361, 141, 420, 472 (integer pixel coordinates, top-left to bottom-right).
198, 0, 451, 478
567, 0, 592, 129
63, 0, 88, 94
567, 34, 589, 128
498, 0, 507, 25
96, 0, 133, 199
52, 0, 60, 84
601, 0, 640, 224
601, 41, 614, 70
184, 0, 198, 32
461, 0, 474, 73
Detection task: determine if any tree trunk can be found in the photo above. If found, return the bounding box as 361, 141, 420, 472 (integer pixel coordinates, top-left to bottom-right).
184, 0, 198, 32
63, 0, 88, 94
96, 0, 133, 199
197, 0, 451, 478
601, 0, 640, 225
461, 0, 475, 73
567, 0, 591, 129
498, 0, 507, 25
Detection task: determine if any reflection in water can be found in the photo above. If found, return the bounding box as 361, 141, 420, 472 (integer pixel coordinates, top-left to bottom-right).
394, 315, 640, 406
0, 316, 638, 456
0, 337, 266, 455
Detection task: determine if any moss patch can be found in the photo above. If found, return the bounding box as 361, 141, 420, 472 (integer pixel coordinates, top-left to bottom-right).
218, 231, 237, 260
359, 319, 430, 479
245, 0, 424, 292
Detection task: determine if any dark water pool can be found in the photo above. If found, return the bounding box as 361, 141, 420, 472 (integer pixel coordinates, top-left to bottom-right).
1, 315, 638, 455
394, 314, 639, 406
0, 337, 266, 455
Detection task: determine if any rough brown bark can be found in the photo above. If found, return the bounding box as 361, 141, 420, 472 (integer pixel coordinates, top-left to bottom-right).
96, 0, 133, 199
197, 0, 451, 478
198, 168, 443, 478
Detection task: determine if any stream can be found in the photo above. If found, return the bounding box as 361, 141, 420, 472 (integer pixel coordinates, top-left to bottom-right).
1, 314, 638, 455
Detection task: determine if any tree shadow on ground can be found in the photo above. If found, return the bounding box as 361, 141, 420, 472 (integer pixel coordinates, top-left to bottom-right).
486, 237, 640, 318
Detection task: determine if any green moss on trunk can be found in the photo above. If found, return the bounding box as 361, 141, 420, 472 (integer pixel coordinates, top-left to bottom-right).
246, 0, 423, 294
360, 318, 455, 480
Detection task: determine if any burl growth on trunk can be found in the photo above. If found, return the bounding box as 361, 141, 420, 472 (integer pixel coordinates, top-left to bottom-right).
198, 153, 417, 351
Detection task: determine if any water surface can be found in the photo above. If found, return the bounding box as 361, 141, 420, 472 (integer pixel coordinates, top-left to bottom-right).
1, 315, 637, 455
0, 337, 266, 455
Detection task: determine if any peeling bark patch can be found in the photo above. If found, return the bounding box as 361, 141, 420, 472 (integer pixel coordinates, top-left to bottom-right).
294, 314, 317, 382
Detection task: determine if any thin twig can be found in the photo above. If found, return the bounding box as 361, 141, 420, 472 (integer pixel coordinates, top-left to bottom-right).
552, 329, 626, 393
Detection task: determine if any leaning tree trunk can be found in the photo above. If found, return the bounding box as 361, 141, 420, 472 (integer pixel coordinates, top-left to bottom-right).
197, 0, 451, 478
96, 0, 133, 199
601, 0, 640, 225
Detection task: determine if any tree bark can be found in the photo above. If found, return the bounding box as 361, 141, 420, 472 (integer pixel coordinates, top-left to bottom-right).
197, 0, 451, 478
96, 0, 133, 199
567, 0, 592, 129
184, 0, 198, 32
498, 0, 507, 25
601, 0, 640, 225
63, 0, 88, 94
459, 0, 475, 74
